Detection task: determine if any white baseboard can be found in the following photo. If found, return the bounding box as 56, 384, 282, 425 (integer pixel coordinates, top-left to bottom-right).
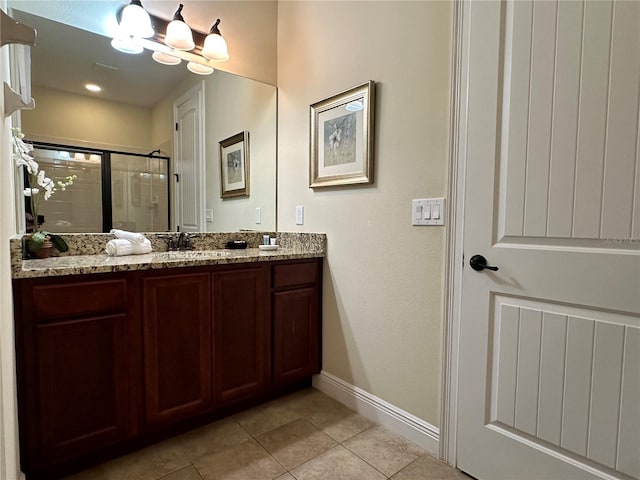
312, 370, 440, 456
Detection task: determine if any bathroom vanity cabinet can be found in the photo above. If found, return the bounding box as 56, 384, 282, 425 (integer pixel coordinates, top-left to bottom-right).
12, 257, 322, 479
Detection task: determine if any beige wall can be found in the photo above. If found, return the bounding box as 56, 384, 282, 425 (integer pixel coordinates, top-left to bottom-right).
22, 85, 152, 152
277, 1, 452, 425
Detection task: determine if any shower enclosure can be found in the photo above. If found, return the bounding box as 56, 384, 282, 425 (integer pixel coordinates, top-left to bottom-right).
29, 143, 170, 233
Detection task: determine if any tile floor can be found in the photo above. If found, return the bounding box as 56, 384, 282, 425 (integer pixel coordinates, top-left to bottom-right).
65, 388, 470, 480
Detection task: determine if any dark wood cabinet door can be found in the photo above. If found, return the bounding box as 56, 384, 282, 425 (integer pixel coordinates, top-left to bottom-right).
32, 314, 130, 464
273, 287, 320, 384
143, 272, 212, 428
213, 267, 269, 405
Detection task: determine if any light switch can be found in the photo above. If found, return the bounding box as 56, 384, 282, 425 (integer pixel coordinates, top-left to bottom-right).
205, 209, 213, 222
255, 207, 262, 224
414, 204, 423, 220
412, 198, 445, 226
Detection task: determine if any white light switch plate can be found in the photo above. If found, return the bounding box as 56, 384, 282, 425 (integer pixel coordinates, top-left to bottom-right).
412, 198, 445, 226
255, 207, 262, 224
205, 209, 213, 222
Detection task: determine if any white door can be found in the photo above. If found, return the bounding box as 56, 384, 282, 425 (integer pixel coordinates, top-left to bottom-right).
456, 1, 640, 479
173, 81, 205, 233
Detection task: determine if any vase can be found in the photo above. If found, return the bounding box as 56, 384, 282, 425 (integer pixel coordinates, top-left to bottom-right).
30, 238, 53, 259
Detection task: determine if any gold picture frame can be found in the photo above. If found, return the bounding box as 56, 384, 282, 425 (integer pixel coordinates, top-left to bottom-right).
309, 80, 375, 188
219, 131, 250, 198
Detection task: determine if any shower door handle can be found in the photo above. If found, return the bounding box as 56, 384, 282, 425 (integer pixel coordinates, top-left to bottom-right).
174, 173, 179, 182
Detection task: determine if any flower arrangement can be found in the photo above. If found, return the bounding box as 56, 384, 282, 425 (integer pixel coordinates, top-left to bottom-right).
12, 127, 75, 256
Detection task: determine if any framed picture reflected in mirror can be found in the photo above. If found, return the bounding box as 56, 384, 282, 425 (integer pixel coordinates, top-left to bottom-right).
219, 131, 250, 198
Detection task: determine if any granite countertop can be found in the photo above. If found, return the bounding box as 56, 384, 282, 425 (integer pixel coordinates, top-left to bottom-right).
11, 232, 326, 279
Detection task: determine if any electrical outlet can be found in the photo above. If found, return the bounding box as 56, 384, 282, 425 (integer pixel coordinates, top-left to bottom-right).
255, 207, 262, 224
295, 205, 304, 225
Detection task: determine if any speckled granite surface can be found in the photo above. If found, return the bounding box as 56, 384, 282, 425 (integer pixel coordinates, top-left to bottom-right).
11, 232, 326, 279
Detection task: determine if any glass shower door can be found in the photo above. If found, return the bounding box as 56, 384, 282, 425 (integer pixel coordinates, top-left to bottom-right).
111, 154, 169, 232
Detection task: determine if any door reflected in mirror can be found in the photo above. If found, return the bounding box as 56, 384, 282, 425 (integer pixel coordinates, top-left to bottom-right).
11, 6, 276, 233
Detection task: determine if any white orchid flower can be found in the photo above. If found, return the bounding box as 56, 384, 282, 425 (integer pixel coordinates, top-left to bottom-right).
37, 170, 55, 191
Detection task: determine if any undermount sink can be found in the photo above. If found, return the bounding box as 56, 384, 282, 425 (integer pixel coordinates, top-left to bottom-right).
154, 250, 229, 260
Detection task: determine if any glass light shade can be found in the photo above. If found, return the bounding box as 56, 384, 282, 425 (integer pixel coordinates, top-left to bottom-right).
202, 33, 229, 61
187, 62, 214, 75
111, 37, 144, 54
152, 51, 181, 65
165, 20, 195, 51
119, 2, 154, 38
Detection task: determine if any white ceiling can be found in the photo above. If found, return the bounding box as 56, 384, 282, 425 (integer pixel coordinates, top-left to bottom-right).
9, 1, 229, 108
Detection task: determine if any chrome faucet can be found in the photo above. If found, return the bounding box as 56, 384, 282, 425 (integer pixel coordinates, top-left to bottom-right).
176, 232, 194, 251
159, 232, 194, 251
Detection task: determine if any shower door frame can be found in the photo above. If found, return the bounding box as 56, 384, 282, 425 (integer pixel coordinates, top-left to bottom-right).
31, 141, 171, 233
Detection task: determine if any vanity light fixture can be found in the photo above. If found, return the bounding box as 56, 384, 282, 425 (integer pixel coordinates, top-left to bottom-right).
111, 36, 144, 55
152, 51, 181, 65
201, 19, 229, 61
164, 4, 195, 51
186, 62, 214, 75
118, 0, 154, 39
111, 3, 229, 76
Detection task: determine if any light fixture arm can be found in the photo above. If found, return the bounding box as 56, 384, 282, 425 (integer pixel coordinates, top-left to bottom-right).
172, 4, 186, 22
209, 19, 222, 35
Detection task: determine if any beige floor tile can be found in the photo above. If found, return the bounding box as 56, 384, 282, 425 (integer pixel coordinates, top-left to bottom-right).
391, 454, 472, 480
160, 465, 203, 480
263, 388, 374, 443
233, 396, 304, 437
276, 388, 341, 417
290, 445, 386, 480
274, 474, 296, 480
305, 400, 374, 443
344, 426, 424, 477
256, 418, 337, 470
178, 417, 251, 460
193, 438, 286, 480
65, 437, 191, 480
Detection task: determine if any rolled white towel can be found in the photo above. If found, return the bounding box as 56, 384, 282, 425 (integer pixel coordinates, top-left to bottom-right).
110, 228, 146, 243
105, 238, 152, 256
105, 239, 133, 256
132, 238, 152, 254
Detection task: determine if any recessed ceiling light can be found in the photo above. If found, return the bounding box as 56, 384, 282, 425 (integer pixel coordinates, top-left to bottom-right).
85, 83, 102, 93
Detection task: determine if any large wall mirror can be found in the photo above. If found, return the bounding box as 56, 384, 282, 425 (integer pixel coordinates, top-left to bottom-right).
10, 3, 276, 233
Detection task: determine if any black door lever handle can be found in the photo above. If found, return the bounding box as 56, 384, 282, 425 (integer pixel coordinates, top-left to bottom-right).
469, 254, 499, 272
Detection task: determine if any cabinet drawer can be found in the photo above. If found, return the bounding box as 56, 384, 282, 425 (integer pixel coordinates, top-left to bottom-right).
31, 279, 127, 321
273, 261, 319, 289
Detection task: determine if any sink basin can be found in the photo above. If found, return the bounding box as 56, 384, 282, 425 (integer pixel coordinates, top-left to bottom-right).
154, 250, 229, 260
